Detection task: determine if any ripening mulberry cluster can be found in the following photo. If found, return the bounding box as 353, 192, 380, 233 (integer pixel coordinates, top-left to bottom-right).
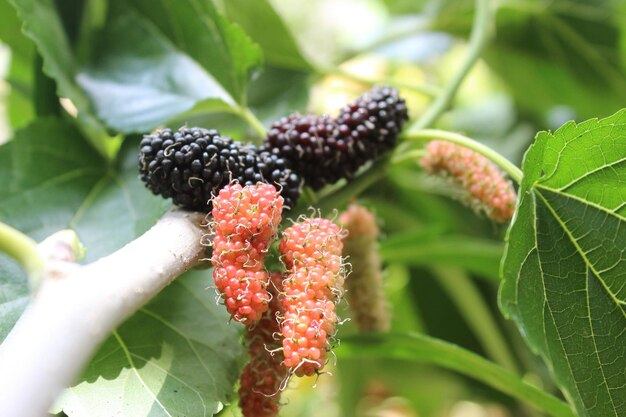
419, 140, 517, 222
139, 87, 407, 211
265, 86, 408, 190
210, 183, 283, 324
278, 218, 346, 376
238, 273, 288, 417
340, 204, 390, 333
139, 127, 302, 211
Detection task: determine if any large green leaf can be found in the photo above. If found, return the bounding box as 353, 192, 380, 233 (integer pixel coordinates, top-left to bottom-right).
58, 270, 245, 417
77, 5, 234, 135
0, 253, 28, 341
8, 0, 114, 155
223, 0, 312, 71
122, 0, 262, 104
499, 110, 626, 417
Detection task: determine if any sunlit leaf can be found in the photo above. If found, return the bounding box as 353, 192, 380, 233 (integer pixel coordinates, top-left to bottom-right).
499, 109, 626, 417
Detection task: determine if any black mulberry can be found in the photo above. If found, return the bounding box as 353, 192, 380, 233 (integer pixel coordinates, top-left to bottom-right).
139, 127, 302, 211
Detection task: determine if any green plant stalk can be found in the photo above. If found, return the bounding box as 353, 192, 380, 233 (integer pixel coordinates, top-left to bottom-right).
338, 333, 577, 417
313, 0, 493, 207
407, 0, 493, 132
235, 106, 267, 141
390, 149, 427, 164
309, 156, 389, 216
0, 222, 44, 287
404, 129, 524, 184
323, 67, 441, 98
432, 266, 519, 373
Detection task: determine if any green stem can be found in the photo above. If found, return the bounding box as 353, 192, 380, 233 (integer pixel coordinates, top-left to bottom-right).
404, 129, 523, 184
432, 266, 519, 373
235, 106, 266, 142
304, 156, 389, 216
407, 0, 493, 131
0, 222, 44, 287
323, 68, 441, 98
390, 149, 427, 164
338, 333, 577, 417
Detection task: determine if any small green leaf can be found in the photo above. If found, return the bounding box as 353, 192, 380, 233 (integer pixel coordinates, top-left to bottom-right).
499, 109, 626, 417
58, 270, 245, 417
223, 0, 312, 71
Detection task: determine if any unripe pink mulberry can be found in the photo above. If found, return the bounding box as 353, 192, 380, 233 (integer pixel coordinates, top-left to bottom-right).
340, 204, 390, 332
278, 218, 345, 376
238, 273, 287, 417
419, 140, 517, 222
210, 183, 284, 324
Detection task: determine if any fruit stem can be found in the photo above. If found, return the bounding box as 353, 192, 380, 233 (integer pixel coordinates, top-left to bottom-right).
404, 129, 523, 184
391, 149, 427, 164
310, 156, 389, 216
407, 0, 493, 131
322, 67, 441, 98
0, 222, 45, 288
236, 106, 267, 141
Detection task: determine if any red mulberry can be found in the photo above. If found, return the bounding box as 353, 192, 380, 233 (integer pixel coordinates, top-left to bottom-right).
238, 273, 287, 417
278, 218, 345, 376
211, 183, 284, 324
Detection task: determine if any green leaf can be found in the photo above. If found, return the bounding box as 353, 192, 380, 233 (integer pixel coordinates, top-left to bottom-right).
338, 333, 576, 417
58, 270, 244, 417
77, 5, 235, 134
223, 0, 312, 71
499, 109, 626, 417
380, 231, 503, 280
0, 0, 33, 60
0, 119, 170, 340
0, 253, 28, 341
485, 48, 624, 122
121, 0, 262, 104
8, 0, 115, 157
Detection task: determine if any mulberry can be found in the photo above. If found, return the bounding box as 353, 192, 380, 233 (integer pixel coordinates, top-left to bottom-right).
238, 273, 287, 417
419, 140, 517, 222
336, 85, 408, 155
278, 218, 345, 376
264, 86, 408, 190
340, 204, 390, 332
139, 127, 302, 211
211, 183, 284, 324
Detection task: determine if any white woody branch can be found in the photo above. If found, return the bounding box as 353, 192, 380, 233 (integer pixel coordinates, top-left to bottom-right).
0, 210, 206, 417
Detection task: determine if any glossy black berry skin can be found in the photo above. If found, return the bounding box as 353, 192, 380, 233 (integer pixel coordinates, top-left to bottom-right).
264, 86, 408, 190
139, 127, 302, 211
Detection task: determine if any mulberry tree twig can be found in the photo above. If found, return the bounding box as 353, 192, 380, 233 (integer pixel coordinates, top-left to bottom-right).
0, 210, 206, 417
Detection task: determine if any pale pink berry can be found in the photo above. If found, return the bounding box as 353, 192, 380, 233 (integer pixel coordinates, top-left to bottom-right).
420, 140, 517, 222
340, 204, 390, 332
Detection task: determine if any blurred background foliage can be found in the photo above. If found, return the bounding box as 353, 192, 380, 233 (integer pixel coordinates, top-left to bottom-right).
0, 0, 624, 416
